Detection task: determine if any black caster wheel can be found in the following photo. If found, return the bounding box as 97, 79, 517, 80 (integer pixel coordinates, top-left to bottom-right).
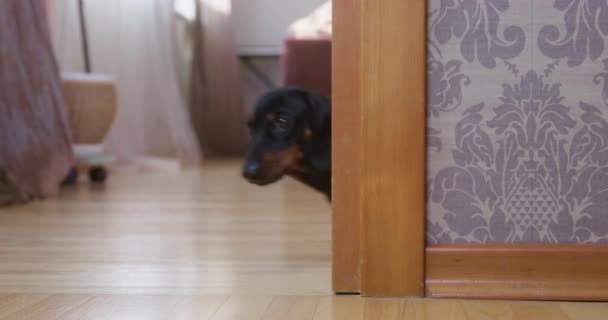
89, 166, 107, 183
62, 167, 79, 186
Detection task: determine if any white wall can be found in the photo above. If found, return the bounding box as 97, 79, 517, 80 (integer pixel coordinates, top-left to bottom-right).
232, 0, 326, 56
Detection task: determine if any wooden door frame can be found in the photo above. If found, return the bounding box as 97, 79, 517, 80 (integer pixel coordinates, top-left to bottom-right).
333, 0, 426, 297
333, 0, 608, 300
332, 0, 362, 294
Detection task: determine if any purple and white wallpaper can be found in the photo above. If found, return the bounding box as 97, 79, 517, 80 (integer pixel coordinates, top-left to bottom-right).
426, 0, 608, 244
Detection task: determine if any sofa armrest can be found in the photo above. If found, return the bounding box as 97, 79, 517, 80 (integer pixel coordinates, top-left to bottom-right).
282, 37, 332, 97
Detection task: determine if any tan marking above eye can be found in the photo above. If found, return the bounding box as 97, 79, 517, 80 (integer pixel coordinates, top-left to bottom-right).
266, 113, 276, 121
304, 128, 312, 139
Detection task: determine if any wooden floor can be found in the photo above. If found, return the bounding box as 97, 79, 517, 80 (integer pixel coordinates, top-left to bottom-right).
0, 160, 607, 319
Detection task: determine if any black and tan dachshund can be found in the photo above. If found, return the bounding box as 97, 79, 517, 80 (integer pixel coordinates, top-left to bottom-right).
242, 87, 331, 200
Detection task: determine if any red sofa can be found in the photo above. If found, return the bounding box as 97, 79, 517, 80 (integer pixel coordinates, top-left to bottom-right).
282, 37, 332, 98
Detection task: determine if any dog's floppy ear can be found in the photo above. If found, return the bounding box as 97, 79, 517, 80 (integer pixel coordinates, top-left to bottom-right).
303, 91, 330, 134
302, 91, 331, 171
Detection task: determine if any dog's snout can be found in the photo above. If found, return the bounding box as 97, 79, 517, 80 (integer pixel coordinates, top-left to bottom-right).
243, 162, 261, 180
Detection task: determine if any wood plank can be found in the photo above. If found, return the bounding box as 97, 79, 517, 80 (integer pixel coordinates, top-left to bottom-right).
359, 0, 427, 297
559, 302, 608, 319
363, 299, 403, 320
168, 295, 229, 320
0, 294, 50, 319
211, 295, 274, 320
1, 294, 607, 319
313, 296, 365, 320
261, 296, 319, 320
427, 245, 608, 301
0, 160, 331, 296
0, 295, 94, 320
332, 0, 362, 294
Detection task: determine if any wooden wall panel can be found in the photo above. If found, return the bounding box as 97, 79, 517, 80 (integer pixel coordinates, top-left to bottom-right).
332, 0, 362, 293
427, 245, 608, 301
359, 0, 427, 297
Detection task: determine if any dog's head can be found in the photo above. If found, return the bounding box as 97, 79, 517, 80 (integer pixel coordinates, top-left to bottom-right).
243, 87, 330, 185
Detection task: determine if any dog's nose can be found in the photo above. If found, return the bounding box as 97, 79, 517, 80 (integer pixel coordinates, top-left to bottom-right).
243, 163, 261, 179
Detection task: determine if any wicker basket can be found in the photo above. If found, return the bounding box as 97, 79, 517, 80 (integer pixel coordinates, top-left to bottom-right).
62, 73, 117, 144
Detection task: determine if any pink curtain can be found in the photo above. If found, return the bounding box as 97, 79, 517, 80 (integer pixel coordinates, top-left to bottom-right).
49, 0, 202, 167
0, 0, 73, 205
190, 0, 248, 156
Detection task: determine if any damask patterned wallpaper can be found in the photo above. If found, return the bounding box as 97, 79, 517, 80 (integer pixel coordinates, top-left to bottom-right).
426, 0, 608, 244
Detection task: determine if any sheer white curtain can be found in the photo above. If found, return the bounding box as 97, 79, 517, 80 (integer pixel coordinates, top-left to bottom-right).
49, 0, 201, 168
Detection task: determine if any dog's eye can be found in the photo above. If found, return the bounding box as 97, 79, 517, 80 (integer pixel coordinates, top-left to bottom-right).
275, 117, 289, 130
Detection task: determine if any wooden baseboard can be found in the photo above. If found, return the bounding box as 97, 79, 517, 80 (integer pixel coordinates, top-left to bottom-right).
426, 245, 608, 301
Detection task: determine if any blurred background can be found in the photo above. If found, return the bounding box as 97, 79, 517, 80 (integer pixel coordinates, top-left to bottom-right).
2, 0, 332, 204
0, 1, 333, 313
